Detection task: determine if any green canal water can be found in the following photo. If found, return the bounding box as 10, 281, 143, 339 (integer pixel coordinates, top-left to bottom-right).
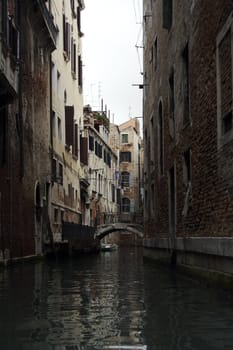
0, 247, 233, 349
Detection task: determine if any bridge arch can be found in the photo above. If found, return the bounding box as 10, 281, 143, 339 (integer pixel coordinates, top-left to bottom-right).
95, 223, 144, 240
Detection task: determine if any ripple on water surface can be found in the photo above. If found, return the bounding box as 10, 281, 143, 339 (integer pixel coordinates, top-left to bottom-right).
1, 248, 233, 349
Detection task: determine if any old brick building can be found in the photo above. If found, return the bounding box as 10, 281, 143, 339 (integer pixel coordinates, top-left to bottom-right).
143, 0, 233, 281
0, 0, 56, 262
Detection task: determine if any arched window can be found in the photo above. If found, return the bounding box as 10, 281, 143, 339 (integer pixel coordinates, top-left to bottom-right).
122, 198, 130, 212
121, 171, 130, 187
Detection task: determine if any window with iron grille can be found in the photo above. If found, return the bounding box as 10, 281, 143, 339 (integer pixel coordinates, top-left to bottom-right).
121, 172, 130, 187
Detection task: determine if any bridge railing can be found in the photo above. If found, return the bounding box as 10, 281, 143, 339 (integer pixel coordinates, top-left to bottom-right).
96, 212, 143, 226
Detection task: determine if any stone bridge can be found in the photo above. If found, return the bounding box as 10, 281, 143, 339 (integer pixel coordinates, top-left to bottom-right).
95, 222, 144, 240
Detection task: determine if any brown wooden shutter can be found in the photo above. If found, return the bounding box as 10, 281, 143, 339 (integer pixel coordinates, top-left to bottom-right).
71, 37, 74, 71
65, 106, 74, 147
74, 124, 78, 157
80, 136, 88, 165
77, 6, 81, 34
78, 55, 83, 88
63, 14, 66, 51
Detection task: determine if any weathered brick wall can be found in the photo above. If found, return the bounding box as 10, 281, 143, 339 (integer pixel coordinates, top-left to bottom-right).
144, 0, 233, 239
0, 0, 53, 259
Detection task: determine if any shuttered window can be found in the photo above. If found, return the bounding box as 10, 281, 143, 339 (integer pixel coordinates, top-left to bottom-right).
77, 6, 81, 34
71, 38, 76, 77
78, 55, 83, 88
63, 15, 70, 60
89, 135, 94, 151
120, 151, 131, 162
80, 137, 88, 165
65, 106, 74, 147
74, 124, 78, 157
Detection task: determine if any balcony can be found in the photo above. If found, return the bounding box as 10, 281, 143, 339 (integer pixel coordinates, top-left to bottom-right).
34, 0, 58, 50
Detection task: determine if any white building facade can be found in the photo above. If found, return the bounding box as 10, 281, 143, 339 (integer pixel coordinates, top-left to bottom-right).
49, 0, 85, 242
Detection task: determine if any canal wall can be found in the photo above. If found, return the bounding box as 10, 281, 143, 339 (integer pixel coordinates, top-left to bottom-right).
143, 237, 233, 289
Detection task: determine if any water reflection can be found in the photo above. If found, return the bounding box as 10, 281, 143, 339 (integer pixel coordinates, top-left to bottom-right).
1, 249, 233, 349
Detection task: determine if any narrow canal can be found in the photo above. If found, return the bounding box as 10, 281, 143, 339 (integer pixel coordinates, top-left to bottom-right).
1, 247, 233, 349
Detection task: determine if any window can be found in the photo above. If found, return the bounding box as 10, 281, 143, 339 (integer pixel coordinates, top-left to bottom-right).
89, 135, 94, 151
95, 141, 98, 156
163, 0, 173, 30
65, 105, 74, 148
71, 37, 76, 77
61, 210, 65, 223
78, 55, 83, 89
1, 0, 7, 39
58, 117, 62, 142
8, 16, 18, 57
151, 184, 155, 214
107, 152, 111, 167
52, 111, 56, 137
183, 148, 191, 188
122, 198, 130, 212
120, 151, 131, 162
80, 136, 88, 165
154, 37, 158, 70
74, 124, 78, 157
57, 71, 61, 99
52, 159, 57, 181
158, 101, 164, 176
0, 107, 7, 167
54, 208, 59, 223
70, 0, 76, 17
112, 184, 115, 202
121, 172, 130, 187
121, 133, 128, 144
77, 5, 82, 35
169, 68, 175, 138
150, 115, 154, 163
58, 163, 63, 185
63, 15, 70, 60
182, 43, 190, 126
216, 13, 233, 145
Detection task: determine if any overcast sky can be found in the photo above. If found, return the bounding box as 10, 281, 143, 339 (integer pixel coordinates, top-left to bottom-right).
82, 0, 143, 126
